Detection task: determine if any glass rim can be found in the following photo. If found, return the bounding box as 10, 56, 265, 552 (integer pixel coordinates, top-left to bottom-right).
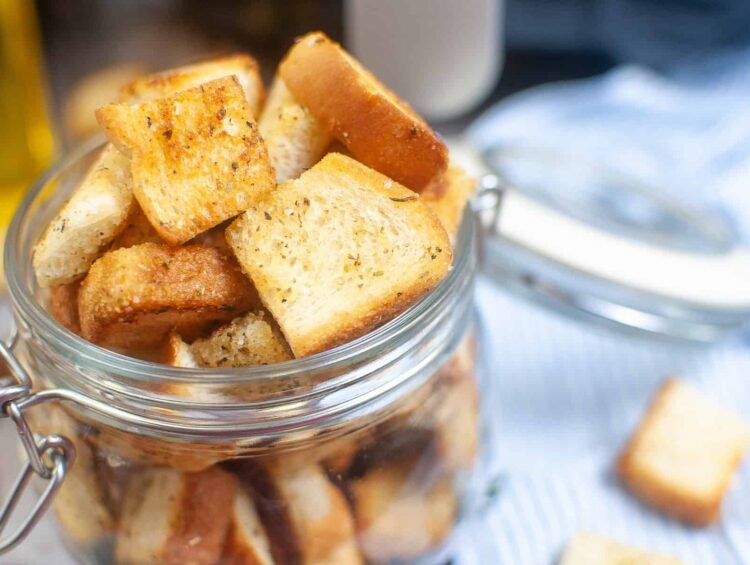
4, 138, 476, 387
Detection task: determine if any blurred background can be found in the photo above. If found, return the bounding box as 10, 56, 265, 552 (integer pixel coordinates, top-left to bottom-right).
3, 1, 750, 563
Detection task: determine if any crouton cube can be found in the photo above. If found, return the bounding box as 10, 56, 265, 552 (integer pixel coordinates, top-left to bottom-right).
162, 332, 199, 368
33, 144, 134, 287
78, 243, 258, 349
421, 162, 476, 239
97, 77, 275, 244
223, 490, 275, 565
617, 378, 750, 526
226, 153, 452, 357
121, 54, 265, 118
561, 532, 683, 565
258, 76, 331, 183
116, 466, 237, 565
279, 32, 448, 191
190, 310, 292, 368
350, 457, 458, 563
47, 281, 82, 334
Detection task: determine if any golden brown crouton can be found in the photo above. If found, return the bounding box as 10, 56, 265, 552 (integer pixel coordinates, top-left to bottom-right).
422, 162, 476, 238
223, 490, 275, 565
116, 466, 237, 565
279, 32, 448, 191
618, 378, 750, 526
121, 54, 265, 117
48, 282, 82, 334
162, 332, 199, 368
33, 144, 134, 287
226, 153, 453, 358
109, 204, 164, 250
350, 457, 458, 563
78, 243, 258, 349
561, 532, 684, 565
97, 77, 276, 244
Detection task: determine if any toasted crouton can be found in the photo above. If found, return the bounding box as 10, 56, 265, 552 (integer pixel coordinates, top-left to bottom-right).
116, 466, 237, 565
350, 457, 458, 563
190, 310, 292, 368
223, 490, 275, 565
63, 64, 147, 142
110, 204, 163, 250
121, 54, 265, 117
27, 404, 115, 545
226, 153, 452, 357
48, 282, 81, 334
33, 144, 134, 287
78, 243, 258, 349
617, 378, 750, 526
421, 162, 476, 238
258, 76, 331, 183
162, 332, 199, 368
561, 532, 683, 565
232, 462, 361, 564
279, 32, 448, 191
97, 77, 276, 244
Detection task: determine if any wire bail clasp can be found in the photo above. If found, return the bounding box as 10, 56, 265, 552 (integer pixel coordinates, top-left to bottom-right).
0, 331, 76, 555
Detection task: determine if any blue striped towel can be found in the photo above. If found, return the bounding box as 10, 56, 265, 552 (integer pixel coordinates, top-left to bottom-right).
457, 49, 750, 564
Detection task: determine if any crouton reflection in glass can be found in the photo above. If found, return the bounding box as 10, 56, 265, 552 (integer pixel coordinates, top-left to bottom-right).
0, 0, 54, 229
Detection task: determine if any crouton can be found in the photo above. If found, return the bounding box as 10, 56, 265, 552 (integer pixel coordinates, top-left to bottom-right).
63, 64, 146, 142
26, 404, 115, 545
109, 204, 163, 250
115, 466, 237, 565
617, 378, 750, 526
33, 144, 134, 287
561, 532, 684, 565
121, 54, 265, 117
226, 153, 452, 357
279, 32, 448, 191
232, 462, 361, 564
190, 310, 293, 368
162, 332, 199, 368
258, 76, 331, 183
48, 282, 81, 334
97, 76, 276, 244
421, 162, 476, 238
350, 457, 458, 563
78, 243, 258, 349
223, 490, 275, 565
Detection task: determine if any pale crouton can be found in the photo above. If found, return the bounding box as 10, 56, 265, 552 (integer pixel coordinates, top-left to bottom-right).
33, 144, 134, 287
350, 457, 458, 563
116, 466, 237, 565
63, 64, 147, 142
279, 32, 448, 191
109, 204, 163, 250
121, 54, 265, 117
162, 332, 199, 368
232, 462, 361, 564
258, 76, 331, 183
190, 310, 293, 368
48, 282, 81, 334
617, 378, 750, 526
27, 404, 115, 545
223, 490, 275, 565
97, 77, 276, 244
561, 532, 684, 565
78, 243, 258, 349
421, 162, 476, 238
226, 153, 452, 357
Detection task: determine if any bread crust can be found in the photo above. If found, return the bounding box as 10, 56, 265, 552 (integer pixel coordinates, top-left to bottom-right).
279, 32, 448, 191
78, 243, 258, 349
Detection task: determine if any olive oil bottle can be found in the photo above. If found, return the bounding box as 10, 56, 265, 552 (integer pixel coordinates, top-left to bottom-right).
0, 0, 54, 228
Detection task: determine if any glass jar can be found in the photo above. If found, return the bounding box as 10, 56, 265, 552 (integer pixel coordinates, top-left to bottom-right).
0, 141, 496, 565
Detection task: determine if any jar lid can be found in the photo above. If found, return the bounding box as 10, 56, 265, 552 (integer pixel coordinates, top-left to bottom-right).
472, 144, 750, 342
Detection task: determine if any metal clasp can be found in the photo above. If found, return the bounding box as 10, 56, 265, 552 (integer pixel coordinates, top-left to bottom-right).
0, 329, 76, 555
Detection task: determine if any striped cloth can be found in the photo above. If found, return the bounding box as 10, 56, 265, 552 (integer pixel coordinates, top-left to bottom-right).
457, 49, 750, 564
